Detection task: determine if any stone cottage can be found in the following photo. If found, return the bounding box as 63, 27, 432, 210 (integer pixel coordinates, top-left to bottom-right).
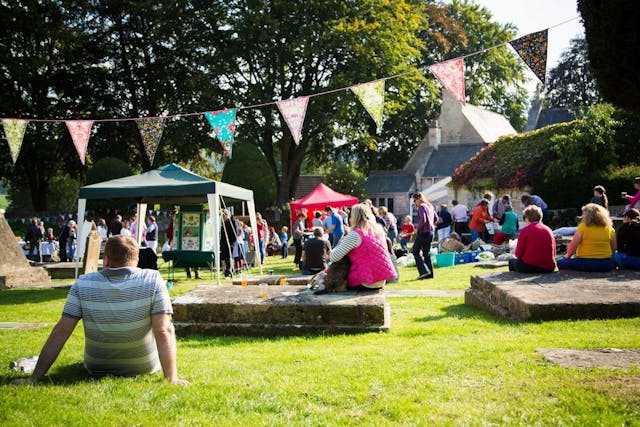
365, 90, 517, 217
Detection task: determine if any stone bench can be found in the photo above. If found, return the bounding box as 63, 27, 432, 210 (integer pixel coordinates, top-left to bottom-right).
172, 285, 390, 336
231, 275, 313, 286
465, 270, 640, 321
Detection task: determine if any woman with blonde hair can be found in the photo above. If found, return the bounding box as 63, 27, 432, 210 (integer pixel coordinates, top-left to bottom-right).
329, 203, 396, 290
557, 203, 616, 272
412, 192, 439, 280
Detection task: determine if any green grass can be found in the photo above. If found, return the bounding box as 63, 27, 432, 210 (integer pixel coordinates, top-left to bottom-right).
1, 256, 638, 426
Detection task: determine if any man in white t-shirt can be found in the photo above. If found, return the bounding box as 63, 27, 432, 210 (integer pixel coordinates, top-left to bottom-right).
450, 200, 469, 234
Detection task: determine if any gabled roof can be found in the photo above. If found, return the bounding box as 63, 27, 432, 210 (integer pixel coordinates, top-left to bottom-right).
422, 144, 484, 178
535, 108, 575, 129
78, 163, 252, 204
461, 103, 517, 143
294, 175, 324, 199
365, 171, 415, 194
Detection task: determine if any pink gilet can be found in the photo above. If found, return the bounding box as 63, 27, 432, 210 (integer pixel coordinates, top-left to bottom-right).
347, 228, 396, 288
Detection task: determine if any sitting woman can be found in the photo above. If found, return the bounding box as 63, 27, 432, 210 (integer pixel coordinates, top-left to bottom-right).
329, 203, 397, 290
557, 203, 616, 272
468, 199, 494, 242
266, 226, 282, 256
509, 205, 556, 273
493, 205, 518, 245
613, 208, 640, 270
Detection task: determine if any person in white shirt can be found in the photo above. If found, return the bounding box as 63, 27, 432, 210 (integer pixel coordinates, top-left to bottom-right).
450, 200, 469, 234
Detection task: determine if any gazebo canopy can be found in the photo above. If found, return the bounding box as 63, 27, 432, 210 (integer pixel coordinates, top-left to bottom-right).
78, 163, 252, 204
289, 183, 358, 226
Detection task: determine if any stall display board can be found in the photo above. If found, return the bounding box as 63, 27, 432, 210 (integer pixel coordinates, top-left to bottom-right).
175, 205, 211, 251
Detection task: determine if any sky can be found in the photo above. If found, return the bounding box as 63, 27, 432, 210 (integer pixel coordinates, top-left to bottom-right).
469, 0, 585, 91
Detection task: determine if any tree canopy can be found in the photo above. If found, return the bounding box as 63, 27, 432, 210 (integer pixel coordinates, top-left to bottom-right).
578, 0, 640, 114
2, 0, 530, 213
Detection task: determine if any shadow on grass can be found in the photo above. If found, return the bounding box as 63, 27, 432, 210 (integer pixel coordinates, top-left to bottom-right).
178, 334, 324, 348
1, 362, 90, 386
0, 287, 69, 306
416, 303, 516, 325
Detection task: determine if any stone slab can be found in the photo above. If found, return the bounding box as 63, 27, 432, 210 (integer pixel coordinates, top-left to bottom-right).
465, 270, 640, 321
231, 275, 312, 286
537, 348, 640, 368
172, 285, 390, 336
43, 262, 103, 280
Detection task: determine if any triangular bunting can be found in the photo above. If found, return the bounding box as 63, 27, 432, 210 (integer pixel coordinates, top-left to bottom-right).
429, 57, 466, 104
350, 81, 385, 131
65, 120, 93, 165
509, 29, 548, 84
2, 119, 28, 163
276, 96, 309, 145
205, 109, 237, 158
136, 117, 165, 165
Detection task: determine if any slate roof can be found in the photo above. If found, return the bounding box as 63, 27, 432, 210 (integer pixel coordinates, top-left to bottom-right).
365, 171, 415, 194
422, 144, 485, 178
293, 175, 324, 199
535, 108, 575, 129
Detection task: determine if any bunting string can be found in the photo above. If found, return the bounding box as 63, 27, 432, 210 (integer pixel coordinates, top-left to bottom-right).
0, 16, 579, 163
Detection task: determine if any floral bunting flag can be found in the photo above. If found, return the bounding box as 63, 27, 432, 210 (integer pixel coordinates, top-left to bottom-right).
204, 109, 237, 158
509, 29, 548, 84
136, 117, 166, 165
429, 57, 466, 104
276, 96, 309, 145
65, 120, 93, 165
2, 119, 28, 163
350, 81, 385, 131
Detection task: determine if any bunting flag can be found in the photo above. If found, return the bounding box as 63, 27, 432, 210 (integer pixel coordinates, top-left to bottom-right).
205, 109, 237, 158
509, 29, 548, 84
65, 120, 93, 164
1, 119, 28, 163
350, 81, 385, 131
428, 57, 466, 104
136, 117, 165, 165
276, 96, 309, 145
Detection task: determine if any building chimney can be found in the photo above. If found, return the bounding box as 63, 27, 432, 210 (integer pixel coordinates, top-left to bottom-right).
428, 120, 441, 149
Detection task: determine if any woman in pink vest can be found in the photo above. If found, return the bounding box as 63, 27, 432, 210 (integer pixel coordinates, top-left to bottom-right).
329, 203, 397, 290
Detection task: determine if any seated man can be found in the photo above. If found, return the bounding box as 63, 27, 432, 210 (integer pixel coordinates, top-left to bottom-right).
13, 235, 188, 385
300, 227, 331, 275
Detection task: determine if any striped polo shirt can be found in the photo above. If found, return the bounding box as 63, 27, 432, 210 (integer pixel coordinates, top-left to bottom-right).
63, 267, 173, 377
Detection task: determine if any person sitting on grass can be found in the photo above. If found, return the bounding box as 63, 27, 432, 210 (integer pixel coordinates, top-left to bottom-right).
398, 215, 415, 252
557, 203, 616, 272
613, 208, 640, 270
508, 205, 556, 274
12, 235, 189, 386
329, 203, 397, 290
493, 205, 519, 245
300, 227, 331, 275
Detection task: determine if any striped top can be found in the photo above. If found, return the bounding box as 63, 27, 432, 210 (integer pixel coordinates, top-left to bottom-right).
62, 267, 173, 377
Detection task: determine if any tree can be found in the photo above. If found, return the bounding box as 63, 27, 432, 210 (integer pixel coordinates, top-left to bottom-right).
323, 163, 367, 201
578, 0, 640, 114
545, 36, 601, 110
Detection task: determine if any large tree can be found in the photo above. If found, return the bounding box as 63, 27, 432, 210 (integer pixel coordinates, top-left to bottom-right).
545, 36, 601, 110
578, 0, 640, 114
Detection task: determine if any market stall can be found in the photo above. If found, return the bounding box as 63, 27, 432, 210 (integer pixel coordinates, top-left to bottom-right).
289, 183, 358, 228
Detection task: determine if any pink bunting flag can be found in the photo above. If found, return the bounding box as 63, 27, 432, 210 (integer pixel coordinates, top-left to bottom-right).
2, 119, 28, 163
276, 96, 309, 145
65, 120, 94, 165
429, 57, 466, 104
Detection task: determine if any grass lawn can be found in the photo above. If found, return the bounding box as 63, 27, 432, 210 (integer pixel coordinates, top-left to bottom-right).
1, 256, 639, 426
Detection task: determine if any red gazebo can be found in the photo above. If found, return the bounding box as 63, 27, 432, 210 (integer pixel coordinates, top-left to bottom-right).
289, 183, 358, 228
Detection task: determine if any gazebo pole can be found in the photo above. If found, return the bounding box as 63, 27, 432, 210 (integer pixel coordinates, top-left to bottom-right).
207, 193, 221, 286
74, 198, 87, 279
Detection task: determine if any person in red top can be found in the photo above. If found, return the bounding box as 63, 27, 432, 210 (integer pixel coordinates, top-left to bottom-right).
509, 205, 556, 273
468, 199, 494, 242
398, 215, 416, 252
